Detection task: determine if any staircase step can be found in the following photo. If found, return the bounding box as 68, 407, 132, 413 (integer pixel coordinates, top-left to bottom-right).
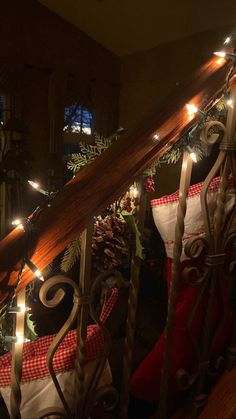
199, 366, 236, 419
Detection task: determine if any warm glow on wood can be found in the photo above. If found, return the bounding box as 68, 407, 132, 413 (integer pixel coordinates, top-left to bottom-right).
0, 56, 231, 306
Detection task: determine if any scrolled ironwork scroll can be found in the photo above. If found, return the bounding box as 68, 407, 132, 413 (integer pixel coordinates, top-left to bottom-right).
82, 270, 128, 417
94, 385, 119, 411
200, 120, 226, 146
174, 86, 236, 416
182, 236, 209, 285
38, 275, 80, 419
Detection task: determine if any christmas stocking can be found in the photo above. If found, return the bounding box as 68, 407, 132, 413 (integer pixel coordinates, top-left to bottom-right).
131, 177, 235, 401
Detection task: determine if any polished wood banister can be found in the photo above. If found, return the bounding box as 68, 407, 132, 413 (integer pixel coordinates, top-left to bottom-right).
0, 57, 230, 303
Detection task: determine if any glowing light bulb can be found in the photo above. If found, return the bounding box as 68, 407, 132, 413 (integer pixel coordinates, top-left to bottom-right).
28, 180, 49, 196
227, 98, 234, 108
8, 305, 31, 313
28, 180, 40, 189
12, 219, 21, 226
186, 103, 198, 117
25, 258, 45, 282
224, 36, 231, 45
153, 134, 160, 141
18, 304, 26, 313
133, 187, 138, 198
130, 185, 138, 198
11, 219, 24, 230
16, 333, 24, 344
214, 51, 226, 58
186, 145, 197, 163
34, 269, 44, 282
15, 333, 30, 344
190, 152, 197, 163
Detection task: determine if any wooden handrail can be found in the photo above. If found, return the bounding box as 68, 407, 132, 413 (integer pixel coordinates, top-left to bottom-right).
0, 57, 230, 305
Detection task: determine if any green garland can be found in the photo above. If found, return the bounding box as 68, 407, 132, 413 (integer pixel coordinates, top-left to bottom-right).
144, 95, 228, 176
67, 128, 124, 174
61, 94, 229, 273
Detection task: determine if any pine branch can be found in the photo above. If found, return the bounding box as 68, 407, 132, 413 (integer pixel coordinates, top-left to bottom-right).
60, 236, 81, 272
67, 129, 123, 175
26, 313, 38, 340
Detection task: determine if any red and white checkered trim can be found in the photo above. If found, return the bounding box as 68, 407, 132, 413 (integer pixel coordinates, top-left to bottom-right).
0, 288, 118, 387
151, 176, 234, 207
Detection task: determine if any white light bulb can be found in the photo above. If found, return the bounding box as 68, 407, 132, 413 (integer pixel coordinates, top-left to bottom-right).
186, 103, 198, 117
34, 269, 44, 282
153, 134, 160, 141
214, 51, 226, 58
28, 180, 39, 189
190, 152, 197, 163
12, 219, 21, 226
15, 333, 30, 343
18, 304, 26, 313
227, 99, 234, 108
11, 219, 24, 230
16, 333, 24, 344
133, 187, 138, 198
8, 305, 31, 314
224, 36, 231, 45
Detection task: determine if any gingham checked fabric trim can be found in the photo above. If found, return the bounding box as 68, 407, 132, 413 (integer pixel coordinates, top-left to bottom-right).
0, 288, 118, 387
100, 288, 118, 323
151, 176, 233, 207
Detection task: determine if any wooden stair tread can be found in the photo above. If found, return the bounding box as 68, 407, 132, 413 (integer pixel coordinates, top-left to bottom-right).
199, 367, 236, 419
170, 367, 236, 419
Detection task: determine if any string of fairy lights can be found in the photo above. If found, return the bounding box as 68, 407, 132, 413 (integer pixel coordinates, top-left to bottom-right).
3, 34, 236, 346
152, 35, 236, 163
0, 182, 55, 344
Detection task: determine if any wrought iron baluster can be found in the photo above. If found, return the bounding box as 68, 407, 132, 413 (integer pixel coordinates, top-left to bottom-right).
10, 288, 26, 419
38, 274, 80, 419
173, 85, 236, 417
84, 270, 127, 417
119, 178, 147, 419
75, 223, 93, 418
191, 87, 236, 415
158, 152, 193, 419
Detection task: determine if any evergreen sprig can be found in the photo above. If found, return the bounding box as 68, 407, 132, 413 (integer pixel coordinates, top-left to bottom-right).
67, 129, 124, 174
60, 236, 82, 273
145, 95, 228, 176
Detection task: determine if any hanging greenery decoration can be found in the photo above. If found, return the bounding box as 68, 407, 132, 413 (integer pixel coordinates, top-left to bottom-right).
144, 95, 228, 178
67, 128, 125, 174
60, 236, 82, 273
25, 313, 38, 341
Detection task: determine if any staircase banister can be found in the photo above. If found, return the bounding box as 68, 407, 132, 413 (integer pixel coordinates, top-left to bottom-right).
0, 57, 229, 305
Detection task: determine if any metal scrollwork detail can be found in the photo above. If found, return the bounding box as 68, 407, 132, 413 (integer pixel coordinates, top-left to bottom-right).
184, 236, 208, 260
207, 356, 225, 377
182, 237, 209, 285
200, 120, 226, 146
39, 275, 80, 419
182, 264, 208, 286
176, 368, 197, 390
94, 385, 119, 412
82, 270, 128, 417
